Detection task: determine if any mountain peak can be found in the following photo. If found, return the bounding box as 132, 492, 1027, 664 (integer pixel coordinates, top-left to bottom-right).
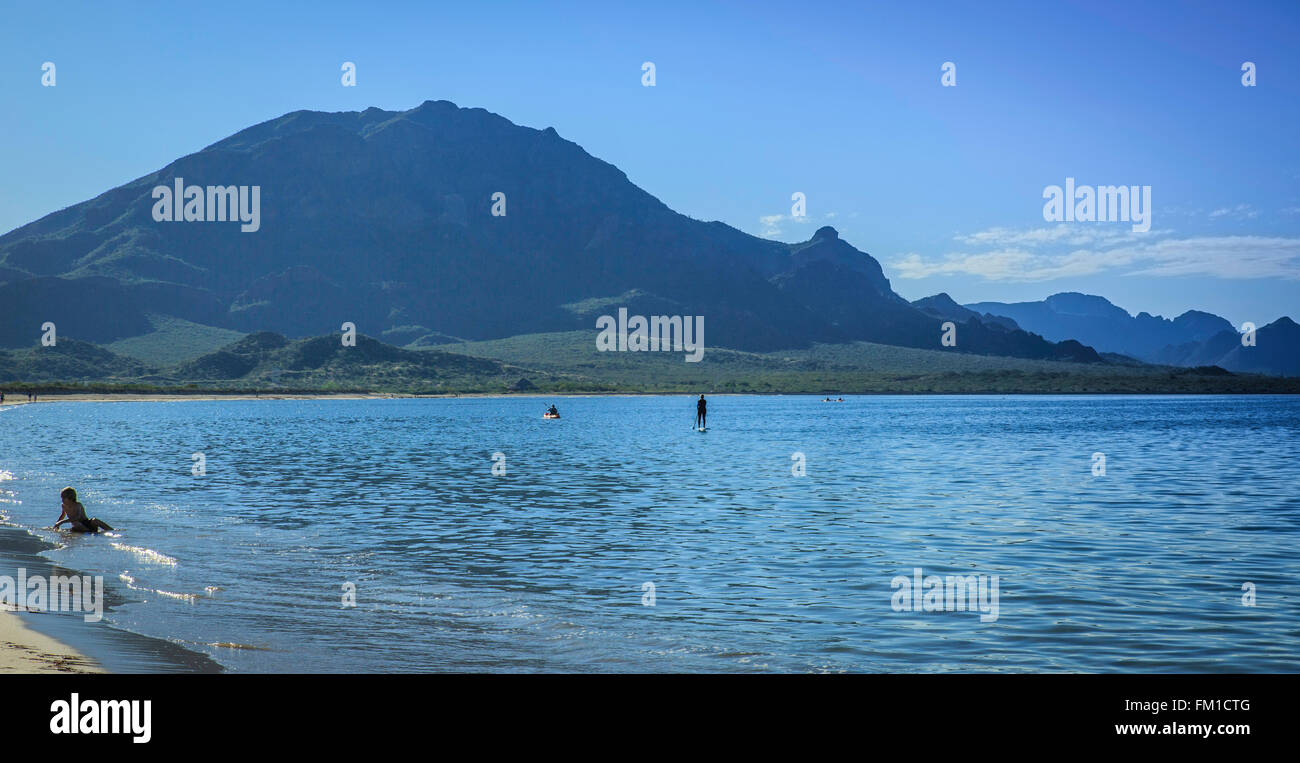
921, 292, 960, 309
1044, 292, 1128, 318
412, 99, 456, 111
812, 226, 839, 241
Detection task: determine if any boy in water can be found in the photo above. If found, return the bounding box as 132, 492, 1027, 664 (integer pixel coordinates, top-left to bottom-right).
54, 487, 114, 533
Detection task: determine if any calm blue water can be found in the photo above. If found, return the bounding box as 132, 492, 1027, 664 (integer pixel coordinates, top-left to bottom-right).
1, 395, 1297, 672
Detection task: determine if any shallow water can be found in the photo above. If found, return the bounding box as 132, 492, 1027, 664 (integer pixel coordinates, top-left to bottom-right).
1, 395, 1296, 672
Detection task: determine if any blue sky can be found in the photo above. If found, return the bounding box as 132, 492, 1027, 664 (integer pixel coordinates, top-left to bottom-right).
2, 0, 1297, 326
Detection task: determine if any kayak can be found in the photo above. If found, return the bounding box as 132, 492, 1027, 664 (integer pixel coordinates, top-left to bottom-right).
543, 413, 561, 419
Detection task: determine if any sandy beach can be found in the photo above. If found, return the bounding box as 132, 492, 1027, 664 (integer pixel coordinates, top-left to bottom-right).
1, 393, 408, 404
0, 527, 222, 674
0, 607, 103, 674
0, 523, 104, 674
0, 391, 700, 406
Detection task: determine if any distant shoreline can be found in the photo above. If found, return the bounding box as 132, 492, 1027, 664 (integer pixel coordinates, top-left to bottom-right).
2, 389, 1299, 405
0, 392, 699, 403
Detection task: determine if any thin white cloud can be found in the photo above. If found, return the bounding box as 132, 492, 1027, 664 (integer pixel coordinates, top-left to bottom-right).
1208, 204, 1259, 220
759, 214, 786, 238
758, 212, 821, 239
955, 225, 1165, 248
1120, 236, 1298, 278
891, 234, 1300, 282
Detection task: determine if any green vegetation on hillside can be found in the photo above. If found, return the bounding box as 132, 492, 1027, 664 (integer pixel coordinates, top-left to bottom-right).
0, 339, 150, 383
2, 328, 1298, 395
167, 332, 548, 393
106, 314, 247, 366
432, 331, 1300, 394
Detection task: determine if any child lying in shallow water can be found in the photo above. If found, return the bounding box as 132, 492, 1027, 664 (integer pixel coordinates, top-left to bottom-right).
54, 487, 114, 533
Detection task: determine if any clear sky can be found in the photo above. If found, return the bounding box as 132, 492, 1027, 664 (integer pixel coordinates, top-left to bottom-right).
2, 0, 1297, 326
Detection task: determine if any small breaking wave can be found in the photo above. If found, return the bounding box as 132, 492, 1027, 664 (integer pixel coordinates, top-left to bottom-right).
118, 571, 202, 603
111, 543, 178, 566
154, 589, 199, 602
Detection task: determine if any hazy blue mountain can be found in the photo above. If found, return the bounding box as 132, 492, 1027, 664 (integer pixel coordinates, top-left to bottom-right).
912, 293, 1020, 330
1161, 318, 1299, 376
1, 100, 1097, 362
966, 293, 1236, 361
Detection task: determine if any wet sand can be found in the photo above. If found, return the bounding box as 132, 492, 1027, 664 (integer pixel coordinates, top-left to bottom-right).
0, 526, 221, 674
0, 391, 697, 406
0, 607, 103, 674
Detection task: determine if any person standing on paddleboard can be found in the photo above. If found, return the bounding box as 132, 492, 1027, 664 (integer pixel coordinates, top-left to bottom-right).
696, 394, 707, 429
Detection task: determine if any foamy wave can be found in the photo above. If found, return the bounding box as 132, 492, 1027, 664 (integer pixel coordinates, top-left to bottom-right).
111, 543, 178, 566
119, 572, 199, 603
154, 589, 198, 602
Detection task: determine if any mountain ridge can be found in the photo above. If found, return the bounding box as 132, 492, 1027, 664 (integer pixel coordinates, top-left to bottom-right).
967, 292, 1296, 376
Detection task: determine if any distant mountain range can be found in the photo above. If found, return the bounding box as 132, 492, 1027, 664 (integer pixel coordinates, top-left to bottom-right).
967, 293, 1298, 376
0, 100, 1095, 366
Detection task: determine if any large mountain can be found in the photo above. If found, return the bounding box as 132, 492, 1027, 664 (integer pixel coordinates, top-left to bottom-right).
3, 100, 1094, 362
